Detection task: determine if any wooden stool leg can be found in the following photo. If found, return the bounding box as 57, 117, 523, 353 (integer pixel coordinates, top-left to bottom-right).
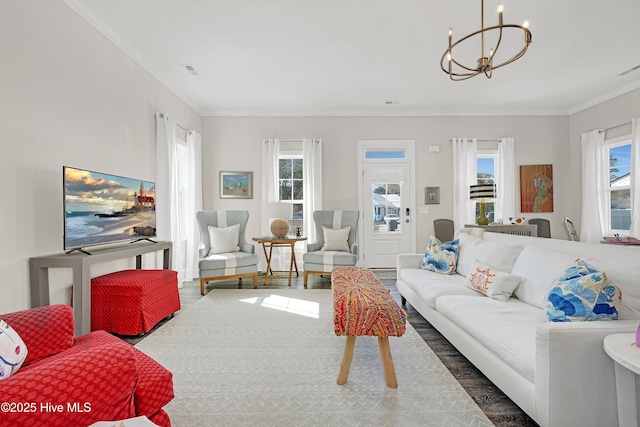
378, 337, 398, 388
337, 336, 356, 385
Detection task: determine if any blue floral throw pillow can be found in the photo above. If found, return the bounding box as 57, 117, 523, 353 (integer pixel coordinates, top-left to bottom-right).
545, 259, 621, 322
421, 235, 460, 275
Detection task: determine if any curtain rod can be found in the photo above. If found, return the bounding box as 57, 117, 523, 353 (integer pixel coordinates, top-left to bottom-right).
158, 113, 191, 134
599, 121, 631, 134
448, 138, 501, 142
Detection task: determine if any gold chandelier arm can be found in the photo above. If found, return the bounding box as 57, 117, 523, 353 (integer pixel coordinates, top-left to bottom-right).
441, 24, 532, 79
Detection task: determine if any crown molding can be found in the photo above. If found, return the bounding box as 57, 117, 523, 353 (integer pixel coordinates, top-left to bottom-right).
568, 79, 640, 115
63, 0, 206, 116
201, 108, 567, 118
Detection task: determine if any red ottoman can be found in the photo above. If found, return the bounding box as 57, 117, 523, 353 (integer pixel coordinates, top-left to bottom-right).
91, 269, 180, 335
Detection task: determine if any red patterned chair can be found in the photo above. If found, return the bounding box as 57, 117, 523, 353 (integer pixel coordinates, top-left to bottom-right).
0, 304, 174, 427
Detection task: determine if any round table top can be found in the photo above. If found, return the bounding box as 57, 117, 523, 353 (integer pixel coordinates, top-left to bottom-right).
252, 236, 308, 243
603, 333, 640, 375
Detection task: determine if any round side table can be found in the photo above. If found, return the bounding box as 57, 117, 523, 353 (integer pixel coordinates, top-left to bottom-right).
603, 333, 640, 427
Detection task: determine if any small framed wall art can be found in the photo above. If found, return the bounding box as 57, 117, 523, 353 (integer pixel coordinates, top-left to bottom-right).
425, 187, 440, 204
220, 171, 253, 199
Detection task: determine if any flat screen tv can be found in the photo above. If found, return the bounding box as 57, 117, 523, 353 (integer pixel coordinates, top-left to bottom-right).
63, 166, 157, 253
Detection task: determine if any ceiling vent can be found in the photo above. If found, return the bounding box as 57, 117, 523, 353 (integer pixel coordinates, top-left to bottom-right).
618, 64, 640, 76
183, 64, 199, 76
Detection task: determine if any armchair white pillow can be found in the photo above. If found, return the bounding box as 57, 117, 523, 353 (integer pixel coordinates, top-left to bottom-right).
321, 226, 351, 252
207, 224, 240, 255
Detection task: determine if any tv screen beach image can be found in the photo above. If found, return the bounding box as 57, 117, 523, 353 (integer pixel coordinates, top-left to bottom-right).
64, 167, 157, 249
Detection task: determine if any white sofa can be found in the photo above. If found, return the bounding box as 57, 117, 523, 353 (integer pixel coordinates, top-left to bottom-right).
396, 231, 640, 427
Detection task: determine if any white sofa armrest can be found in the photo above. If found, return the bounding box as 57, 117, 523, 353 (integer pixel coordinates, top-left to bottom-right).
396, 254, 423, 273
535, 319, 640, 427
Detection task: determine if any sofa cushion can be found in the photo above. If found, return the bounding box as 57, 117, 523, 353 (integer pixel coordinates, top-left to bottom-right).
421, 235, 459, 275
467, 260, 521, 301
455, 233, 523, 277
199, 251, 258, 271
545, 259, 621, 322
512, 246, 578, 309
436, 295, 545, 382
399, 269, 479, 308
208, 224, 240, 255
457, 227, 485, 238
583, 259, 640, 320
456, 233, 483, 277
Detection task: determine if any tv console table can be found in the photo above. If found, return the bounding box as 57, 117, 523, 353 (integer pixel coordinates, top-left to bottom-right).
29, 241, 172, 336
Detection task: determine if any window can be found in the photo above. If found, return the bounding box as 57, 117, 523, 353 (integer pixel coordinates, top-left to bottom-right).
476, 153, 496, 223
278, 154, 304, 228
606, 139, 631, 233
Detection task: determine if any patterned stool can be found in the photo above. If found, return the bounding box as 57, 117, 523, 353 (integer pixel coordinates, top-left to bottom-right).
332, 266, 406, 388
91, 269, 180, 336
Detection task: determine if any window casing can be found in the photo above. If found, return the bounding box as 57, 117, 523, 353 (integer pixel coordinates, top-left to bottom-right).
605, 137, 632, 234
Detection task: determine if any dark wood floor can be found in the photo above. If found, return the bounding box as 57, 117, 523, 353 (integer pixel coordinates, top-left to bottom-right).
119, 271, 538, 427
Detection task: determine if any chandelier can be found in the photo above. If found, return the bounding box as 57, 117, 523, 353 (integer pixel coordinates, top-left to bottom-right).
441, 0, 532, 81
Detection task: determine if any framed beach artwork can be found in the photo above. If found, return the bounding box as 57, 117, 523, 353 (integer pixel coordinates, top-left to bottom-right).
520, 164, 553, 212
220, 171, 253, 199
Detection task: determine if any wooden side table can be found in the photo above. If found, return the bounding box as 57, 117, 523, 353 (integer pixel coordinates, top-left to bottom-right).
252, 236, 307, 286
603, 333, 640, 427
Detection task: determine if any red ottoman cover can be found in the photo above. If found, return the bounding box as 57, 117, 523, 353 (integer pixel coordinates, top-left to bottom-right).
92, 269, 180, 335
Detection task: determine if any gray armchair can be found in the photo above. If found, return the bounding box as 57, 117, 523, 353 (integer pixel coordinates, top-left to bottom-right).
433, 219, 455, 242
196, 210, 259, 295
528, 218, 551, 238
303, 210, 359, 286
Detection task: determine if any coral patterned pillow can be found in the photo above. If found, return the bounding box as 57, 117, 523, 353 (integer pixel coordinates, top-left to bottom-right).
421, 235, 459, 275
467, 260, 521, 301
545, 259, 621, 322
0, 320, 28, 380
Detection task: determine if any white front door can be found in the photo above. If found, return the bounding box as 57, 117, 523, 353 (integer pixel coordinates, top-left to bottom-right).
358, 141, 415, 268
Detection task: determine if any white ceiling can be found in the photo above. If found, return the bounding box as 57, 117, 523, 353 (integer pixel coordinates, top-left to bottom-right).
66, 0, 640, 117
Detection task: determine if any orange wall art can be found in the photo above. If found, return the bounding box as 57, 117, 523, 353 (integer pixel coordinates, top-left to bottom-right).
520, 164, 553, 213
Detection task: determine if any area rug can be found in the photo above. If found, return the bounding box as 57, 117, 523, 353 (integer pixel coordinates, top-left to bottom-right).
135, 289, 493, 427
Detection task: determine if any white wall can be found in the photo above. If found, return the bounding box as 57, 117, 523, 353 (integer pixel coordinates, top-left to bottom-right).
0, 1, 201, 313
2, 1, 638, 314
568, 88, 640, 233
202, 115, 570, 251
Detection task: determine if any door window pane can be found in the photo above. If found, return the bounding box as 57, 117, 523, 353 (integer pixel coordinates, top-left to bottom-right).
365, 150, 406, 159
372, 182, 402, 233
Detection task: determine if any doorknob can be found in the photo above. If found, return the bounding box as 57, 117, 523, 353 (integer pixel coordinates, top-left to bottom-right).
405, 219, 410, 223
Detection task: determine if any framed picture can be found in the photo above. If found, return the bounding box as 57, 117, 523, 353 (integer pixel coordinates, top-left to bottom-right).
220, 171, 253, 199
425, 187, 440, 204
520, 164, 553, 212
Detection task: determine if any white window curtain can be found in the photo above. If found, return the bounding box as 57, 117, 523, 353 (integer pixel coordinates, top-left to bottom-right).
155, 113, 183, 284
185, 130, 203, 281
496, 137, 516, 221
452, 137, 477, 229
259, 139, 281, 271
303, 138, 322, 242
580, 129, 607, 243
630, 118, 640, 238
